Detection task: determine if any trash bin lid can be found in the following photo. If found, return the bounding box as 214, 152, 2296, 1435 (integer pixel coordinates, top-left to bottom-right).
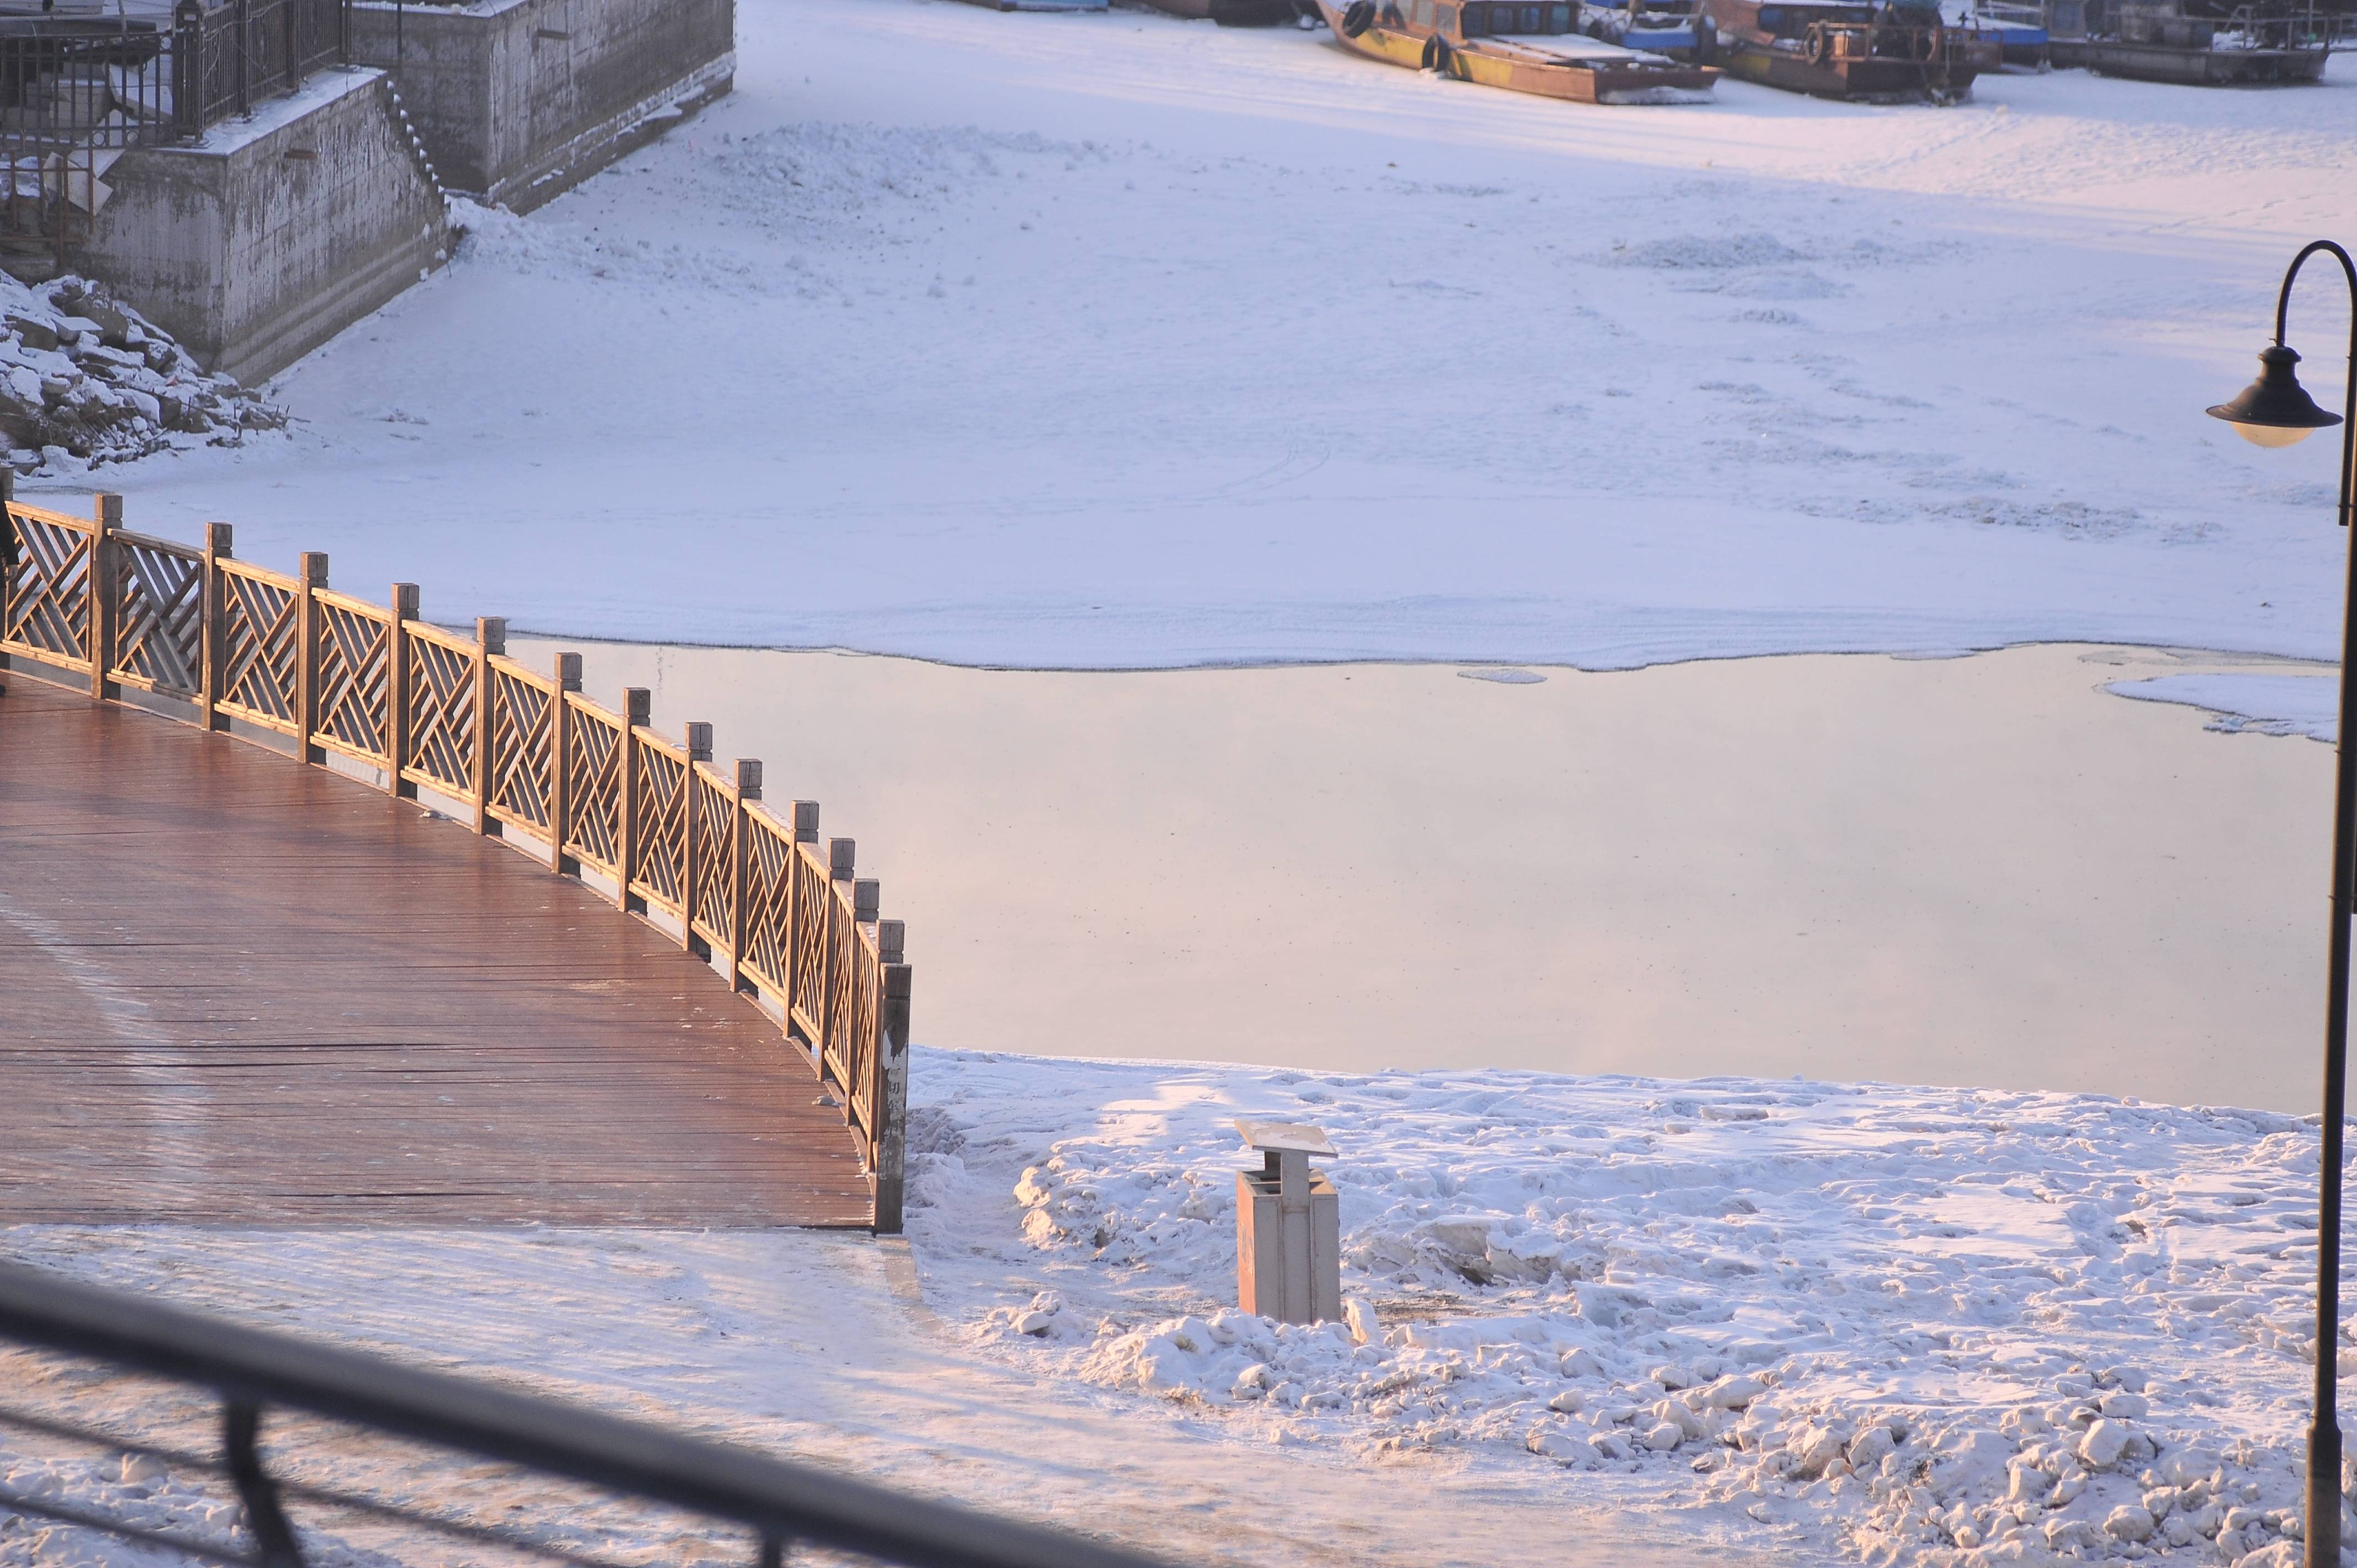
1234, 1118, 1337, 1157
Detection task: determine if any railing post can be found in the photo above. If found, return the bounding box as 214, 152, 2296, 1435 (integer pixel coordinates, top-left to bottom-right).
680, 721, 712, 953
617, 686, 649, 912
825, 837, 856, 1077
172, 0, 200, 141
199, 523, 230, 730
472, 616, 503, 834
728, 760, 760, 992
386, 583, 415, 795
294, 550, 326, 761
234, 0, 251, 116
89, 492, 121, 699
788, 800, 817, 1014
550, 652, 580, 875
0, 470, 12, 681
875, 922, 912, 1236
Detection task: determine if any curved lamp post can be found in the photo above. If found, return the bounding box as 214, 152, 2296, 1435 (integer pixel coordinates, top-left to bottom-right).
2207, 240, 2357, 1568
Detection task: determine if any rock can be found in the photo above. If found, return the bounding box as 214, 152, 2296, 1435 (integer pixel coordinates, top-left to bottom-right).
1651, 1399, 1705, 1440
1642, 1422, 1682, 1452
1559, 1348, 1602, 1379
1705, 1374, 1767, 1409
118, 1453, 166, 1485
2104, 1505, 2155, 1543
2079, 1419, 2129, 1471
1013, 1311, 1053, 1335
7, 315, 55, 350
2142, 1486, 2178, 1519
2163, 1513, 2200, 1547
1527, 1430, 1595, 1464
1788, 1422, 1850, 1481
1649, 1362, 1699, 1391
1846, 1425, 1896, 1471
2099, 1390, 2149, 1419
1344, 1297, 1378, 1346
2043, 1518, 2104, 1551
1546, 1389, 1584, 1415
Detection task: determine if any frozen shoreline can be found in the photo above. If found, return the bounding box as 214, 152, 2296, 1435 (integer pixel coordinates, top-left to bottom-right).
512, 636, 2336, 1113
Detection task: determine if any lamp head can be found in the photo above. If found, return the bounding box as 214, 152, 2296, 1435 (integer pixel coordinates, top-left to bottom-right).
2207, 344, 2342, 449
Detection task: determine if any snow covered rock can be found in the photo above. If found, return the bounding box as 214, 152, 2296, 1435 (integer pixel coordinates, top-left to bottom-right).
2078, 1418, 2130, 1471
2103, 1503, 2155, 1542
0, 274, 281, 469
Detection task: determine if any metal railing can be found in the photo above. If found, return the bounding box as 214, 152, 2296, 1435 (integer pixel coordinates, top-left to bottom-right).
0, 1261, 1181, 1568
0, 489, 913, 1231
0, 0, 349, 261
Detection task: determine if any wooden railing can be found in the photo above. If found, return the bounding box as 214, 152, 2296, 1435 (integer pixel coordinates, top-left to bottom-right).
0, 493, 912, 1232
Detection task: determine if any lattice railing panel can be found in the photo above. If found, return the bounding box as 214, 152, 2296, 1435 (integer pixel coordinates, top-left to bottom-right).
688, 766, 735, 948
217, 566, 297, 729
564, 702, 623, 874
402, 630, 476, 796
843, 925, 881, 1138
789, 847, 835, 1069
487, 667, 554, 836
741, 814, 794, 999
313, 599, 390, 761
631, 741, 689, 914
2, 509, 94, 668
111, 535, 203, 696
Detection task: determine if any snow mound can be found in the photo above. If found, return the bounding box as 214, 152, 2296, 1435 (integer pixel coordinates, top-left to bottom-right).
2109, 673, 2337, 742
912, 1052, 2338, 1565
0, 274, 282, 472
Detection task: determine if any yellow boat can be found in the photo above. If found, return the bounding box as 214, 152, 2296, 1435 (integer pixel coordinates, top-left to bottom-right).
1316, 0, 1721, 102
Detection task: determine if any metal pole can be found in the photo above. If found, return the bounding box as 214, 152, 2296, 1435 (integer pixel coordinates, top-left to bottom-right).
2281, 238, 2357, 1568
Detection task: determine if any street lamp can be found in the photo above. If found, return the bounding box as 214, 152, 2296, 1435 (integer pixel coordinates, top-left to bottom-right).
2207, 240, 2357, 1568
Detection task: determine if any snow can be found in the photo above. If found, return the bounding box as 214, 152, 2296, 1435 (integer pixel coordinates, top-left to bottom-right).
2110, 672, 2339, 742
49, 0, 2357, 672
2, 1049, 2349, 1566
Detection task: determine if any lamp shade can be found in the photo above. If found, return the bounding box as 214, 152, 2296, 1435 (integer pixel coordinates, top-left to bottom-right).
2207, 344, 2343, 448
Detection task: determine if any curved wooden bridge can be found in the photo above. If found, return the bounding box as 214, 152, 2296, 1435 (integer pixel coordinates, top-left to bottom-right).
0, 495, 909, 1230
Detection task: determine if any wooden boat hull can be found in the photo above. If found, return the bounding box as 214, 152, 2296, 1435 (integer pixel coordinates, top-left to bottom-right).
1716, 39, 1990, 94
2047, 37, 2328, 78
1140, 0, 1305, 22
1316, 0, 1720, 100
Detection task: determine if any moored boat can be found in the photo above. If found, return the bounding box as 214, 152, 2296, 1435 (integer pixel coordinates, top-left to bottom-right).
2046, 0, 2334, 81
1695, 0, 2001, 96
1318, 0, 1722, 101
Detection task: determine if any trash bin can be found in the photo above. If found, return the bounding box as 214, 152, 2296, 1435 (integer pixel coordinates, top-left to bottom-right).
1234, 1118, 1340, 1325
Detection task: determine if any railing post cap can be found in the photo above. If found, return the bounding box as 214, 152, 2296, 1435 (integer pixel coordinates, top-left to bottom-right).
298, 550, 328, 584
878, 917, 905, 964
94, 492, 122, 526
624, 687, 651, 724
476, 615, 506, 654
735, 759, 763, 797
204, 520, 233, 553
392, 582, 419, 615
828, 837, 856, 879
792, 800, 819, 842
685, 721, 713, 761
853, 878, 879, 921
555, 651, 583, 690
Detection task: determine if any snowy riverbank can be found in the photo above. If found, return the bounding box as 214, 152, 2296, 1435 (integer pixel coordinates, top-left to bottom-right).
47, 0, 2357, 673
3, 1048, 2345, 1566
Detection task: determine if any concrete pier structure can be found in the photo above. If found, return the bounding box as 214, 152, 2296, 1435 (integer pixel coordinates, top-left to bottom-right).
351, 0, 734, 210
78, 68, 449, 384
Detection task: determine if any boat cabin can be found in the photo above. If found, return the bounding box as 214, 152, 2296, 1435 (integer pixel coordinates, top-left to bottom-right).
1458, 0, 1578, 33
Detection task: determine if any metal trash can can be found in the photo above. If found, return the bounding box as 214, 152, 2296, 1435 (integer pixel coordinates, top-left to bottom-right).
1234, 1118, 1340, 1325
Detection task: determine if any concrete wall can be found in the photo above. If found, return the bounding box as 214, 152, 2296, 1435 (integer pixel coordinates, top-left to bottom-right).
349, 0, 734, 210
81, 69, 449, 385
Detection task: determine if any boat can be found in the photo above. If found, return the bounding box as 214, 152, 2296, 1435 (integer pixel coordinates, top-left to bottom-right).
1694, 0, 2001, 97
1318, 0, 1721, 102
1139, 0, 1313, 24
2046, 0, 2335, 81
1958, 0, 2051, 63
1579, 0, 1717, 57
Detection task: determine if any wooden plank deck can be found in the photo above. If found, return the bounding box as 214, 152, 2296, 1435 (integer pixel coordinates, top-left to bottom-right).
0, 675, 876, 1227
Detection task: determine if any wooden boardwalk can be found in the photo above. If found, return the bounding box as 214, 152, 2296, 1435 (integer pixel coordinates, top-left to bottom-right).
0, 677, 876, 1227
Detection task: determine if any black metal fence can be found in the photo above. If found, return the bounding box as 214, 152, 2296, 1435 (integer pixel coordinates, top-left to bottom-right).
0, 0, 349, 262
0, 1261, 1184, 1568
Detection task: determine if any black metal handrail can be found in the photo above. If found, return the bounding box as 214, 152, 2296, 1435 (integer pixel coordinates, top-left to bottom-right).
0, 1260, 1185, 1568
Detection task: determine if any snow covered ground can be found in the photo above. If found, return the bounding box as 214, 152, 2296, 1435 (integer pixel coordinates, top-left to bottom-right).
2, 1051, 2346, 1567
40, 0, 2357, 672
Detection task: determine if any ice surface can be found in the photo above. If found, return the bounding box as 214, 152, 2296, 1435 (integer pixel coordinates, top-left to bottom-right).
2109, 672, 2338, 742
52, 0, 2357, 673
